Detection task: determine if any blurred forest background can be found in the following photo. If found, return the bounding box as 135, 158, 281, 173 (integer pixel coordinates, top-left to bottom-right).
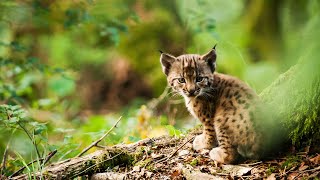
1, 0, 320, 176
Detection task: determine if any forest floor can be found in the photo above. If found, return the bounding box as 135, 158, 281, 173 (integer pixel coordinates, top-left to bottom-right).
6, 128, 320, 179
96, 128, 320, 180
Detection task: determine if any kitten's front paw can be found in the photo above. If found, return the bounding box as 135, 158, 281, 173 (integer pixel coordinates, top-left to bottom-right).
209, 147, 228, 164
209, 147, 235, 164
193, 134, 214, 151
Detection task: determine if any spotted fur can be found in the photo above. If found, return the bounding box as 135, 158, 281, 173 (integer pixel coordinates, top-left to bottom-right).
160, 48, 262, 164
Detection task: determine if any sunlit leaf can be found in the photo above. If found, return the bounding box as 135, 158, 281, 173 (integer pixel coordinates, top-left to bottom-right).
166, 125, 182, 137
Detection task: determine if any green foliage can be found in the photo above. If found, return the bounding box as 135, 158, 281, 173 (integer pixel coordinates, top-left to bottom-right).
260, 20, 320, 146
0, 104, 49, 175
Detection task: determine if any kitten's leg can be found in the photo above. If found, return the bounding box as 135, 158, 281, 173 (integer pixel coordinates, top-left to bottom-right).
209, 123, 238, 164
193, 125, 217, 151
245, 132, 262, 159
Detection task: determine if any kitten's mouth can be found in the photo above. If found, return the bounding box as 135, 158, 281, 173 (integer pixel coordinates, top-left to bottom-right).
195, 88, 217, 100
187, 94, 196, 97
195, 93, 212, 100
186, 90, 200, 97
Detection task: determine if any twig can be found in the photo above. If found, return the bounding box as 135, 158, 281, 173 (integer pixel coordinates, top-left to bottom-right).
168, 136, 194, 159
292, 166, 320, 180
42, 149, 58, 166
96, 145, 107, 149
154, 136, 195, 164
293, 165, 320, 173
240, 161, 263, 167
214, 172, 230, 176
9, 149, 57, 178
0, 141, 10, 175
77, 117, 122, 157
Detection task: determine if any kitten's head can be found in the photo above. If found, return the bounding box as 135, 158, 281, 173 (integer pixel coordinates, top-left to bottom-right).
160, 47, 217, 99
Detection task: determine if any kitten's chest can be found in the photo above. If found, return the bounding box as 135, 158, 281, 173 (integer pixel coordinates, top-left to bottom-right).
186, 98, 215, 124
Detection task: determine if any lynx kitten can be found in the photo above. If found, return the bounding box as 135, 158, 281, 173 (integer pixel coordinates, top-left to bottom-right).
160, 47, 262, 164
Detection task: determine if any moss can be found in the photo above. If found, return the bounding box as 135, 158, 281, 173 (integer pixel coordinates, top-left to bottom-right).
280, 156, 301, 170
260, 51, 320, 147
266, 165, 276, 176
146, 164, 156, 172
134, 158, 152, 168
132, 146, 147, 165
132, 146, 154, 169
93, 148, 135, 173
41, 171, 50, 179
84, 159, 97, 174
189, 158, 198, 167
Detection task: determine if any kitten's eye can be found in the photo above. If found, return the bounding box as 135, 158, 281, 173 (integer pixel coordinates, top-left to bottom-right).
196, 76, 204, 82
177, 78, 186, 83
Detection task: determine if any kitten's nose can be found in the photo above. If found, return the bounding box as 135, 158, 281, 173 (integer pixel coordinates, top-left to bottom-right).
187, 89, 196, 96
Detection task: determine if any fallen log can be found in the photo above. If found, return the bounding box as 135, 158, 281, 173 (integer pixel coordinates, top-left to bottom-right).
11, 136, 181, 180
11, 148, 131, 180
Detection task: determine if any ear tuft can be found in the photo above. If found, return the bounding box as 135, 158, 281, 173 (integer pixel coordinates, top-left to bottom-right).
160, 53, 176, 76
159, 50, 163, 54
201, 47, 217, 72
213, 44, 217, 50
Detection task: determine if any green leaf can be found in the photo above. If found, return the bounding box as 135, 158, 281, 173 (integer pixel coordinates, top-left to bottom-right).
165, 125, 182, 137
9, 117, 19, 123
34, 124, 47, 135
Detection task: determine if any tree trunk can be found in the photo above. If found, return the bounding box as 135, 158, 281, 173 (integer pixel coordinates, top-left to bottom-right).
260, 48, 320, 147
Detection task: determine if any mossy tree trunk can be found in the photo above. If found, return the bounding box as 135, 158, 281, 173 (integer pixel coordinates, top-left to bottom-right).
260, 48, 320, 147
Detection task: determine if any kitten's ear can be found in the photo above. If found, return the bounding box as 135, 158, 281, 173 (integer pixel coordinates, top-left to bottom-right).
201, 45, 217, 72
160, 51, 176, 76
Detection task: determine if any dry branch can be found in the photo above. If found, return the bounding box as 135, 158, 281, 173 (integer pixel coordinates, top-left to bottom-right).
77, 117, 122, 157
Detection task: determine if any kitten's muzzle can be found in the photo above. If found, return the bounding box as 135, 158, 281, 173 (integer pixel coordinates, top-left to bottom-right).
186, 89, 200, 97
